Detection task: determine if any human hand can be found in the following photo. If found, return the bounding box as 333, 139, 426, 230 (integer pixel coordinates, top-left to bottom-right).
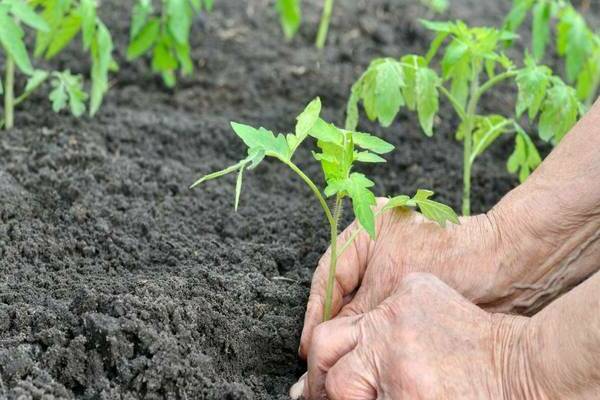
298, 199, 507, 359
292, 273, 536, 400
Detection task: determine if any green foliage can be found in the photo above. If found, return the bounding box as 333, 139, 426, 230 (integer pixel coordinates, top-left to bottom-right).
191, 97, 457, 321
276, 0, 301, 39
191, 97, 457, 236
346, 19, 582, 215
0, 0, 112, 129
32, 0, 116, 115
128, 0, 213, 87
49, 70, 87, 116
503, 0, 600, 106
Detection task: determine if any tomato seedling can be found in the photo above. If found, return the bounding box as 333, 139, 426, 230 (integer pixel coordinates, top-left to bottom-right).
346, 20, 582, 216
191, 98, 458, 321
0, 0, 115, 130
128, 0, 213, 87
503, 0, 599, 107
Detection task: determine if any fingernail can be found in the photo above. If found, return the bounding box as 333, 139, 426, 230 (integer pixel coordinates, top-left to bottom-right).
289, 373, 307, 400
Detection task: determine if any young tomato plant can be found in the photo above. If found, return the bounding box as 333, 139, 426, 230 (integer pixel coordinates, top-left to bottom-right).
346, 20, 582, 216
191, 98, 458, 321
0, 0, 112, 129
503, 0, 600, 107
127, 0, 213, 87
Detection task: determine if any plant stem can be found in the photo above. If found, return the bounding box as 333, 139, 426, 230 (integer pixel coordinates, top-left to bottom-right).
323, 194, 342, 321
475, 70, 518, 102
4, 56, 15, 130
283, 160, 335, 226
315, 0, 335, 49
462, 61, 482, 216
439, 86, 467, 120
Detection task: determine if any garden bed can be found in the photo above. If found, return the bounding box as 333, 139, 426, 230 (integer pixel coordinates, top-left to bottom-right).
1, 0, 596, 398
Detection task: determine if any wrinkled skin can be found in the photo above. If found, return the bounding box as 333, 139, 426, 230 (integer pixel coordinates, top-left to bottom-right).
299, 204, 506, 359
297, 273, 527, 400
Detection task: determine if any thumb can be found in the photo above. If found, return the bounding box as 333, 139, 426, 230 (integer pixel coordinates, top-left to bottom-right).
299, 222, 370, 359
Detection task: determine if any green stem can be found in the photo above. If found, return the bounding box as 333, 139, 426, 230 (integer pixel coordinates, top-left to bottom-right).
439, 85, 467, 120
462, 61, 482, 216
282, 159, 336, 228
4, 55, 15, 130
323, 194, 342, 321
315, 0, 335, 49
475, 70, 518, 102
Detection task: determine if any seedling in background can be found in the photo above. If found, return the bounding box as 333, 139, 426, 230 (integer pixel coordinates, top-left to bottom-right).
276, 0, 448, 48
128, 0, 213, 87
346, 20, 582, 216
191, 98, 458, 321
503, 0, 600, 107
0, 0, 115, 130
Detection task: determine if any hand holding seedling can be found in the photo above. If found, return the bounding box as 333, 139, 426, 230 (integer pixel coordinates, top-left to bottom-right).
191, 97, 458, 323
292, 98, 600, 400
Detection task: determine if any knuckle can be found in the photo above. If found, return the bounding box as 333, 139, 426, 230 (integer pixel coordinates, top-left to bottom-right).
311, 323, 331, 353
402, 272, 440, 292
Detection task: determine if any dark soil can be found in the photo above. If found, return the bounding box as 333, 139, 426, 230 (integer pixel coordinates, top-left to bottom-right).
0, 0, 597, 399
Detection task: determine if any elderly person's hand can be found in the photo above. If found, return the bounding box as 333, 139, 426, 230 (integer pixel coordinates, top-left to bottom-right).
299, 98, 600, 360
294, 273, 534, 399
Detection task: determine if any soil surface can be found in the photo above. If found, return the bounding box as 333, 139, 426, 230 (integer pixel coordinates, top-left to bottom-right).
0, 0, 597, 399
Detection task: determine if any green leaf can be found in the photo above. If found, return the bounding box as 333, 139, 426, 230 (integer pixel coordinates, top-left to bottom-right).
471, 115, 511, 159
327, 173, 377, 238
576, 51, 600, 101
382, 195, 411, 211
557, 8, 592, 83
234, 163, 245, 211
79, 0, 97, 50
7, 0, 49, 32
420, 19, 454, 33
167, 0, 192, 45
130, 0, 152, 39
503, 0, 535, 38
416, 67, 439, 136
419, 0, 448, 14
175, 40, 193, 75
315, 131, 353, 182
127, 18, 160, 60
354, 151, 386, 163
374, 59, 405, 127
515, 58, 551, 119
401, 55, 426, 110
295, 97, 321, 144
230, 122, 290, 159
190, 161, 244, 188
310, 118, 344, 144
90, 21, 114, 116
531, 0, 552, 61
0, 9, 34, 74
49, 70, 88, 117
276, 0, 301, 39
24, 69, 49, 92
351, 131, 394, 154
152, 36, 178, 72
538, 79, 579, 143
45, 12, 81, 59
345, 85, 360, 131
412, 189, 459, 227
507, 128, 541, 182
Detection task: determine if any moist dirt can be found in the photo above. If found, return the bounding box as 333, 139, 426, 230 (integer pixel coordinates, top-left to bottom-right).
1, 0, 597, 398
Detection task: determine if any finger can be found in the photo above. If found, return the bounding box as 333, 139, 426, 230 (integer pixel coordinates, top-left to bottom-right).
305, 315, 362, 400
299, 222, 370, 359
326, 350, 377, 400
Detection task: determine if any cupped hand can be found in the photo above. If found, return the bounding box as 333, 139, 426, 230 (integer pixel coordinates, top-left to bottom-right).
292, 273, 533, 400
299, 198, 506, 359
